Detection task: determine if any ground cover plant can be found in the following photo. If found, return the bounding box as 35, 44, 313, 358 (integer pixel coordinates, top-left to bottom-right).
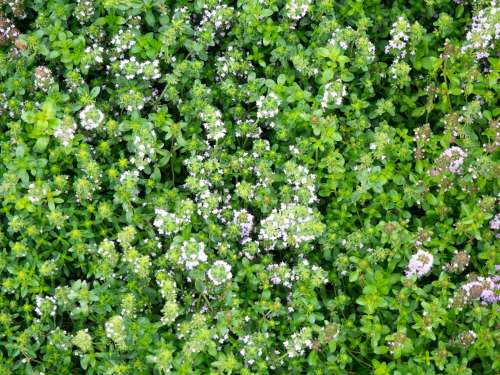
0, 0, 499, 373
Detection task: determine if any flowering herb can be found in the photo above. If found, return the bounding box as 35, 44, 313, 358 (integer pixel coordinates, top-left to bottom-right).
0, 0, 498, 373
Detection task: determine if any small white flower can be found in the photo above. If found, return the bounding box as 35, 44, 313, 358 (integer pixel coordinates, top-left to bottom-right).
207, 260, 232, 286
79, 104, 104, 130
179, 239, 208, 270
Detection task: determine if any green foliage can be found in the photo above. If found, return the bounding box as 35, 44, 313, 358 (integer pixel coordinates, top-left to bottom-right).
0, 0, 499, 373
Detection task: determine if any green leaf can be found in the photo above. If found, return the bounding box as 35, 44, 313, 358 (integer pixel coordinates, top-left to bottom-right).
34, 137, 50, 152
421, 56, 441, 71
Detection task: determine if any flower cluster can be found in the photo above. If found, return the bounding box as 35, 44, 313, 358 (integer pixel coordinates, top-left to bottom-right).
457, 274, 499, 305
321, 79, 347, 109
461, 2, 500, 59
405, 249, 434, 278
384, 16, 411, 61
200, 105, 226, 141
232, 209, 254, 243
329, 26, 376, 64
285, 0, 312, 21
130, 128, 157, 171
490, 212, 500, 232
79, 104, 105, 130
35, 295, 57, 317
72, 329, 93, 353
110, 25, 139, 54
153, 200, 194, 237
74, 0, 95, 24
112, 57, 161, 81
443, 251, 471, 273
456, 330, 477, 347
215, 46, 253, 81
104, 317, 126, 352
54, 115, 77, 147
283, 328, 313, 358
0, 17, 18, 45
258, 203, 325, 251
256, 92, 280, 120
34, 66, 54, 92
267, 262, 298, 288
207, 260, 232, 286
178, 238, 208, 270
431, 146, 467, 175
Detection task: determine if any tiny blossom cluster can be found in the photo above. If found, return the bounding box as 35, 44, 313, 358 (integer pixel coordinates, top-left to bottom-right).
457, 275, 500, 305
0, 17, 19, 45
130, 129, 157, 171
329, 26, 376, 63
39, 259, 59, 277
47, 327, 71, 351
384, 16, 411, 61
161, 301, 180, 325
283, 161, 318, 204
239, 332, 271, 366
113, 57, 160, 81
195, 2, 233, 36
267, 262, 299, 288
285, 0, 312, 21
405, 249, 434, 278
81, 43, 104, 70
490, 212, 500, 231
117, 88, 148, 112
215, 46, 253, 81
179, 238, 208, 270
155, 272, 180, 325
461, 2, 500, 59
35, 295, 57, 317
105, 315, 127, 349
34, 66, 54, 92
200, 105, 226, 141
123, 247, 152, 279
443, 251, 470, 273
79, 104, 105, 130
256, 92, 280, 120
232, 209, 254, 243
156, 272, 177, 300
321, 80, 347, 109
431, 146, 467, 175
154, 200, 194, 237
207, 260, 232, 286
74, 0, 95, 24
27, 183, 47, 204
387, 331, 410, 355
110, 26, 138, 54
72, 329, 92, 353
457, 330, 477, 347
259, 203, 325, 250
54, 116, 77, 147
283, 327, 313, 358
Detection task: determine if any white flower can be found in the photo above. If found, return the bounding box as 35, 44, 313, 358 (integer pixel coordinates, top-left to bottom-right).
256, 92, 280, 120
321, 80, 347, 109
105, 315, 127, 348
384, 16, 410, 61
79, 104, 104, 130
207, 260, 232, 285
35, 295, 57, 317
179, 238, 208, 270
201, 106, 226, 141
286, 0, 312, 21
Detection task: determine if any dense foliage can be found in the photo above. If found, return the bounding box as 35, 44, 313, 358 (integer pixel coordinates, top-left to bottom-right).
0, 0, 499, 373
